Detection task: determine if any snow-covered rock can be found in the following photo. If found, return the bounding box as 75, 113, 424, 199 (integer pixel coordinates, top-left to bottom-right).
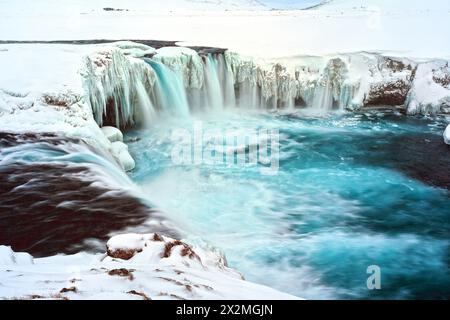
111, 141, 135, 171
101, 126, 123, 142
0, 234, 300, 300
153, 47, 205, 89
0, 246, 34, 266
444, 125, 450, 145
406, 61, 450, 115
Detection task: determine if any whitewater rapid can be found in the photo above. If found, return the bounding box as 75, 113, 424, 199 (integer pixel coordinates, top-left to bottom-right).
125, 109, 450, 299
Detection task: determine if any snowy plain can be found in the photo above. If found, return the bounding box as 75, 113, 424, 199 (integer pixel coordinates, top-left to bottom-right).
1, 0, 450, 59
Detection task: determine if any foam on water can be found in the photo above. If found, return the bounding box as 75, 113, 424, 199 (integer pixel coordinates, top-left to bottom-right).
126, 110, 450, 299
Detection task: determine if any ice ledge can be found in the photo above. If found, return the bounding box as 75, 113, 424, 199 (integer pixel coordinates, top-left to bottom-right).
444, 125, 450, 145
0, 233, 300, 300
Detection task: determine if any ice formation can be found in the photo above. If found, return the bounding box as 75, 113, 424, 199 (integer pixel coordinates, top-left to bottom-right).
444, 125, 450, 145
82, 45, 156, 128
101, 126, 124, 143
79, 43, 450, 132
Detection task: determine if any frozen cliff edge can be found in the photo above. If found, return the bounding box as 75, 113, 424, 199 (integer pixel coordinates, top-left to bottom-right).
0, 233, 299, 300
76, 42, 450, 138
2, 42, 450, 146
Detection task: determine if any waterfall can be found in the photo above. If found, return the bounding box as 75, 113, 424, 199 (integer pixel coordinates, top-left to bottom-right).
82, 45, 369, 130
134, 80, 157, 128
312, 80, 334, 111
82, 49, 156, 128
237, 81, 261, 109
217, 54, 236, 108
144, 59, 191, 119
204, 54, 224, 111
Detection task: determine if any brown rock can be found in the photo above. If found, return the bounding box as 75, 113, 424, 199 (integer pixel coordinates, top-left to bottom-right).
107, 248, 142, 260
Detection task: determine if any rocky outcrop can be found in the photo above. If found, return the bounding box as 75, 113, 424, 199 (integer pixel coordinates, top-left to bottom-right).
407, 61, 450, 115
106, 233, 202, 262
364, 79, 411, 106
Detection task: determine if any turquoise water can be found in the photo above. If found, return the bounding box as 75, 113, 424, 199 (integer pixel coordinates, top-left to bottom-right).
126, 109, 450, 299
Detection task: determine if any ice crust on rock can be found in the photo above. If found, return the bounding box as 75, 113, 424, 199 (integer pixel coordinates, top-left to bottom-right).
111, 141, 135, 171
101, 126, 123, 142
444, 124, 450, 145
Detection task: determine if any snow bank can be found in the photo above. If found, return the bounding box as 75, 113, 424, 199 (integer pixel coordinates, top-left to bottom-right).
0, 234, 299, 300
444, 125, 450, 145
0, 44, 115, 152
111, 141, 135, 171
101, 126, 123, 142
0, 246, 33, 266
1, 0, 449, 59
406, 61, 450, 115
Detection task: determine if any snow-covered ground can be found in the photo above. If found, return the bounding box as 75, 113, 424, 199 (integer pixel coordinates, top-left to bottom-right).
1, 0, 449, 58
0, 233, 298, 300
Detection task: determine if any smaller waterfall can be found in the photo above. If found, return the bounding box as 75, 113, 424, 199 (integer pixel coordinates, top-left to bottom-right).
217, 54, 236, 108
312, 80, 334, 111
204, 54, 224, 111
134, 80, 157, 128
237, 81, 261, 109
84, 48, 370, 130
144, 59, 191, 118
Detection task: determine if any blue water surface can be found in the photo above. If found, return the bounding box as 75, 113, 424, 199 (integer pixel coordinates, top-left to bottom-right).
126, 109, 450, 299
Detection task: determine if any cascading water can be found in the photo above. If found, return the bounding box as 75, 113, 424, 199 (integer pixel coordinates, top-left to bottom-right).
134, 80, 157, 128
126, 110, 450, 300
85, 47, 361, 130
216, 54, 236, 108
204, 54, 225, 111
144, 59, 191, 118
0, 133, 175, 256
82, 46, 447, 300
312, 80, 334, 111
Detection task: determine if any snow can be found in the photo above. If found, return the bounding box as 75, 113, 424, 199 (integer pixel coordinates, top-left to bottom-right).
0, 44, 110, 149
0, 234, 299, 300
444, 125, 450, 145
406, 61, 450, 115
106, 233, 148, 252
101, 126, 124, 142
111, 141, 135, 171
1, 0, 449, 59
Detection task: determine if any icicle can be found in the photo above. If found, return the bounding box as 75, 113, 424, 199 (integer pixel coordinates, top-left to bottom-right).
81, 48, 156, 128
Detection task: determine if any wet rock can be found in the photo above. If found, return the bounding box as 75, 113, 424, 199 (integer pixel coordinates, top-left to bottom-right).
364, 79, 411, 106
